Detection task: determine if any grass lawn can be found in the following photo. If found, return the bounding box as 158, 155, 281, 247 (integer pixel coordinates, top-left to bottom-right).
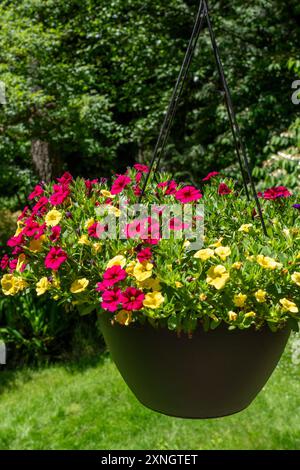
0, 345, 299, 450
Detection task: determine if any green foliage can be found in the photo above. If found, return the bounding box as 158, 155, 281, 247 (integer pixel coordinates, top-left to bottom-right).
0, 0, 299, 194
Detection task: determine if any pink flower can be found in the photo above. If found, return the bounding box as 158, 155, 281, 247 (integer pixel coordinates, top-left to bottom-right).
102, 265, 127, 287
7, 234, 24, 248
134, 163, 149, 173
258, 186, 292, 200
45, 247, 67, 270
49, 226, 61, 242
125, 219, 146, 239
18, 206, 30, 221
57, 172, 73, 186
85, 179, 98, 193
157, 180, 178, 195
175, 186, 202, 203
218, 183, 232, 195
137, 247, 152, 263
28, 185, 44, 200
111, 175, 131, 195
121, 287, 145, 311
88, 222, 106, 239
0, 254, 9, 270
202, 171, 220, 182
9, 259, 18, 272
169, 217, 190, 230
101, 288, 122, 312
133, 184, 142, 196
32, 196, 48, 215
50, 184, 70, 206
135, 172, 142, 183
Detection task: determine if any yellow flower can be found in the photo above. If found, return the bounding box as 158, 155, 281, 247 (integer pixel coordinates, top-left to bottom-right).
126, 261, 136, 275
233, 293, 247, 308
143, 291, 165, 309
16, 254, 26, 273
70, 278, 89, 294
232, 262, 243, 270
29, 235, 45, 252
133, 262, 153, 282
1, 274, 16, 295
199, 293, 207, 301
175, 281, 183, 288
206, 265, 229, 290
108, 206, 121, 217
78, 235, 90, 245
238, 224, 253, 233
280, 298, 298, 313
1, 274, 26, 296
245, 311, 256, 318
114, 310, 133, 326
15, 277, 28, 291
36, 277, 50, 296
107, 255, 126, 269
215, 246, 231, 260
228, 311, 238, 321
255, 289, 267, 303
257, 255, 282, 270
45, 209, 62, 227
85, 218, 95, 229
291, 272, 300, 287
101, 189, 115, 199
138, 278, 161, 291
194, 248, 214, 261
92, 242, 102, 253
210, 237, 224, 248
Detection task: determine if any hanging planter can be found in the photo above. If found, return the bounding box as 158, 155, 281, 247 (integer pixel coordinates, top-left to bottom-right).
1, 0, 299, 419
99, 317, 290, 418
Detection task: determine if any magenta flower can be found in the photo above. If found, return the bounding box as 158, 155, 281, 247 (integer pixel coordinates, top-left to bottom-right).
45, 247, 67, 270
9, 259, 18, 272
0, 254, 9, 270
175, 186, 202, 203
157, 180, 178, 195
169, 217, 190, 230
102, 265, 127, 287
137, 247, 152, 263
32, 196, 49, 214
57, 172, 73, 186
121, 287, 145, 311
28, 185, 44, 201
18, 206, 30, 221
134, 163, 149, 173
88, 222, 106, 239
218, 183, 232, 195
101, 288, 122, 312
258, 186, 292, 200
7, 233, 24, 249
50, 184, 70, 206
111, 175, 131, 195
85, 179, 98, 193
49, 226, 62, 242
202, 171, 219, 182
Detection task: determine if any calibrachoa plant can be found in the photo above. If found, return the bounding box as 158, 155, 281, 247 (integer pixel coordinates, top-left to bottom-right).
1, 165, 300, 333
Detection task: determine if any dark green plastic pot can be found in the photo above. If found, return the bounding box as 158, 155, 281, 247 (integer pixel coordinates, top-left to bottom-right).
99, 316, 290, 419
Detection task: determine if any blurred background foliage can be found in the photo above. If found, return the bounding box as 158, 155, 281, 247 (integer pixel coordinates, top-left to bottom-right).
0, 0, 299, 362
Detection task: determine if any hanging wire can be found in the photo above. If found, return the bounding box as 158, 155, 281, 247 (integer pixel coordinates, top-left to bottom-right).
139, 0, 206, 201
139, 0, 268, 236
204, 0, 267, 234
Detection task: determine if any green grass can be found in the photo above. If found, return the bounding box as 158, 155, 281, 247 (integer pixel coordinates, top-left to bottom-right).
0, 347, 299, 450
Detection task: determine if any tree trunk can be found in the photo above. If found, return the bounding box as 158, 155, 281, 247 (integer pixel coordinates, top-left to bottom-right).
31, 140, 61, 182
